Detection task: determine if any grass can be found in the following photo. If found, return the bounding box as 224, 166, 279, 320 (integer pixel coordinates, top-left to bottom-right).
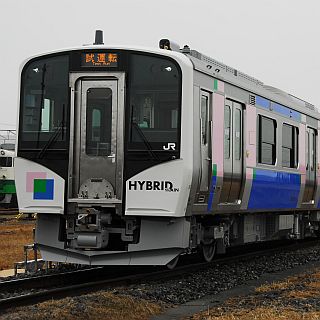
0, 220, 35, 270
191, 307, 320, 320
188, 268, 320, 320
2, 291, 163, 320
255, 276, 297, 293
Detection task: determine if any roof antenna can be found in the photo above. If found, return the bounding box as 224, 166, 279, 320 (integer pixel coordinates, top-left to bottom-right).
94, 30, 104, 45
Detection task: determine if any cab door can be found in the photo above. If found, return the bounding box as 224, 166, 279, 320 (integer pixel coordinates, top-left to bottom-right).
70, 75, 124, 201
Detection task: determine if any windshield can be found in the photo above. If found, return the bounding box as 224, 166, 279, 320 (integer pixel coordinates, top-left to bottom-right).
19, 55, 69, 149
128, 54, 181, 153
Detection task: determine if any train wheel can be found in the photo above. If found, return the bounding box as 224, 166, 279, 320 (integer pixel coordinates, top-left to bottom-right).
166, 255, 179, 270
201, 241, 216, 263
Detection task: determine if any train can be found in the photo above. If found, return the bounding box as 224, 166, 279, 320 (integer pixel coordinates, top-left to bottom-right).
0, 149, 17, 208
14, 31, 320, 267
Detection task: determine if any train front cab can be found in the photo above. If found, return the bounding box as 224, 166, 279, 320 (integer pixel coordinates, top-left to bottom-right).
15, 48, 195, 265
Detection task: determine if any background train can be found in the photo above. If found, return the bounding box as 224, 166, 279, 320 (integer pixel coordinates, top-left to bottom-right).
0, 149, 17, 208
14, 32, 320, 266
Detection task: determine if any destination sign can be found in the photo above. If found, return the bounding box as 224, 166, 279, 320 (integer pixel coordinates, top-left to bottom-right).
81, 53, 118, 67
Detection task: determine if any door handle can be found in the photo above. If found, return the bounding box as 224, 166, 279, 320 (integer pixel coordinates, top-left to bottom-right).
108, 153, 116, 163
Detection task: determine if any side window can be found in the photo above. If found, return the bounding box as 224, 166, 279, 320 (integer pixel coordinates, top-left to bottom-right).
201, 95, 208, 145
282, 124, 299, 168
258, 115, 276, 165
0, 157, 12, 167
224, 105, 231, 159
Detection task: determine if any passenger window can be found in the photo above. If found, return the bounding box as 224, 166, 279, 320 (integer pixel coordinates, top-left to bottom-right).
224, 105, 231, 159
282, 124, 298, 168
258, 115, 276, 165
201, 95, 208, 145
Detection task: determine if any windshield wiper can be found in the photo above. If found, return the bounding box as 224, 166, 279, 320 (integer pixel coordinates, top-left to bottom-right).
132, 122, 160, 161
37, 121, 64, 159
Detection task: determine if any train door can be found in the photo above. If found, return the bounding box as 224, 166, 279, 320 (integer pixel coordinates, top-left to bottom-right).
199, 91, 211, 196
70, 76, 124, 201
302, 127, 317, 203
220, 100, 243, 203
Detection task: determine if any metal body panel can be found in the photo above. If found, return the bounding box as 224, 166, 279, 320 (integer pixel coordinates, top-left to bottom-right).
14, 157, 65, 214
125, 159, 191, 217
248, 168, 301, 209
37, 215, 189, 265
39, 245, 183, 266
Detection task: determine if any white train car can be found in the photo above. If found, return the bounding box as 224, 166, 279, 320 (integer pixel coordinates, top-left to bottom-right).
0, 149, 16, 207
14, 33, 320, 266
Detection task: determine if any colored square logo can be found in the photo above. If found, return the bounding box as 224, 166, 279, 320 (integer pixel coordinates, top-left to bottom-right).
26, 172, 46, 192
33, 179, 54, 200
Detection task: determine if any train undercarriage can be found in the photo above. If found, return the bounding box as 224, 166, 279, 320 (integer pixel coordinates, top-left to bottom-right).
35, 204, 320, 268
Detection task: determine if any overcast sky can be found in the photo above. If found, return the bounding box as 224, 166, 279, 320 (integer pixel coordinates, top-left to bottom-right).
1, 0, 320, 130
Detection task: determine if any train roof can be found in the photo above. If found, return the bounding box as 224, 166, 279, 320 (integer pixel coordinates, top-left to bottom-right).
183, 48, 319, 120
22, 43, 319, 120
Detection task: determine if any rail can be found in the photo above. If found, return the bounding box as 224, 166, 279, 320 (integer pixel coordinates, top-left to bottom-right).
0, 238, 319, 314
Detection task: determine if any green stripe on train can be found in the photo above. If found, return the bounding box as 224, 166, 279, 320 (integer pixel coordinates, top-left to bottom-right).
0, 181, 16, 194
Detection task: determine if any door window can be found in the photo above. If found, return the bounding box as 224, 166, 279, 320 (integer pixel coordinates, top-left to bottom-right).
201, 95, 209, 145
86, 88, 112, 156
224, 105, 231, 159
235, 108, 241, 160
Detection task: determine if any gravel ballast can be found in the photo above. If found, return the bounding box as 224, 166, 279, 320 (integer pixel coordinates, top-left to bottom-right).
2, 242, 320, 319
120, 244, 320, 305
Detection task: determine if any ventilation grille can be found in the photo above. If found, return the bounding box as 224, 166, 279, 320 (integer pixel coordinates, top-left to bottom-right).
288, 94, 315, 111
249, 95, 256, 105
201, 55, 226, 71
239, 72, 264, 86
188, 50, 263, 87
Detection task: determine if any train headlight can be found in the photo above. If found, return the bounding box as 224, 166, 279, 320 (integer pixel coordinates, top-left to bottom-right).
159, 39, 180, 52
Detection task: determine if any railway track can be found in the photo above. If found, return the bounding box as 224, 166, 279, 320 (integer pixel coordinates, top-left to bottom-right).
0, 239, 319, 314
0, 208, 19, 215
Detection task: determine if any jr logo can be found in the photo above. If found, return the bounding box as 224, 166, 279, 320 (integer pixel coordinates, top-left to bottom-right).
163, 143, 176, 151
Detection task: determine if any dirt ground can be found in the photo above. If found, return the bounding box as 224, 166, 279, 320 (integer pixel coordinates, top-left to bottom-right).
189, 267, 320, 320
0, 218, 35, 270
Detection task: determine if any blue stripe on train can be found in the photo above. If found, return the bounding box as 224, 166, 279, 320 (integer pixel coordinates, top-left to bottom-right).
207, 175, 217, 211
248, 169, 301, 209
